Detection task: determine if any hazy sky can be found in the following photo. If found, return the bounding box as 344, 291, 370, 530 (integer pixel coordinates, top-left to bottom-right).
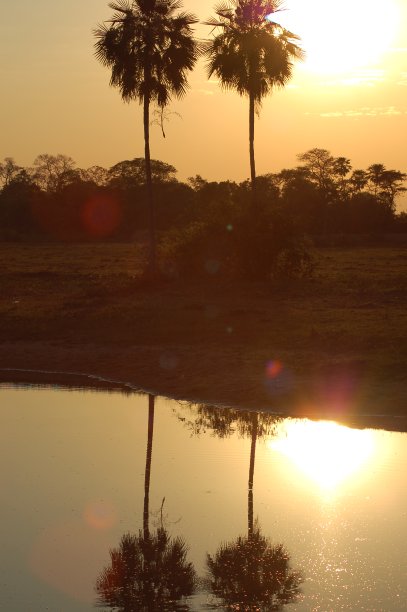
1, 0, 406, 208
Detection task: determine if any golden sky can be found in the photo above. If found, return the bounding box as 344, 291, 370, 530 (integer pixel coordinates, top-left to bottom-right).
1, 0, 406, 208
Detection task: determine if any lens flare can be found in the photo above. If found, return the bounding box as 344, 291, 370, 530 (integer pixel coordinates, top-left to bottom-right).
81, 194, 122, 238
205, 259, 220, 275
84, 500, 116, 530
266, 360, 283, 379
29, 518, 112, 604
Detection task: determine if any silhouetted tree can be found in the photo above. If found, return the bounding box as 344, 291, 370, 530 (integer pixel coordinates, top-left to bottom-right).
178, 404, 303, 610
0, 157, 21, 187
96, 528, 196, 611
108, 158, 177, 191
32, 153, 78, 192
331, 156, 352, 200
349, 169, 368, 195
80, 165, 110, 187
0, 175, 42, 240
204, 0, 303, 201
297, 148, 338, 199
367, 164, 406, 212
206, 526, 303, 611
367, 163, 386, 198
94, 0, 199, 276
278, 166, 323, 233
95, 395, 197, 611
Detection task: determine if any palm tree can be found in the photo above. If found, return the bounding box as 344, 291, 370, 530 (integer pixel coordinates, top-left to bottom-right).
94, 1, 199, 276
204, 0, 303, 203
367, 163, 386, 198
95, 395, 197, 610
206, 526, 303, 610
95, 528, 196, 610
199, 407, 303, 610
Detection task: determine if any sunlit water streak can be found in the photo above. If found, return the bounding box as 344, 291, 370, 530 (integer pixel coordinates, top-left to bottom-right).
269, 420, 376, 495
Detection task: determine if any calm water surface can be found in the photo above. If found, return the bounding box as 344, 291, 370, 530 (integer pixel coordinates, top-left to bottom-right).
1, 385, 407, 611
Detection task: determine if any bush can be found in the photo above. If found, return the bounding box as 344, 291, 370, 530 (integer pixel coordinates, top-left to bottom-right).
161, 205, 315, 282
271, 241, 316, 280
160, 221, 235, 279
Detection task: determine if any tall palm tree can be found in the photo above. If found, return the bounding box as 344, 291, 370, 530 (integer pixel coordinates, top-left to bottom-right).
204, 0, 303, 202
95, 395, 197, 610
94, 1, 199, 276
206, 526, 303, 610
201, 407, 303, 610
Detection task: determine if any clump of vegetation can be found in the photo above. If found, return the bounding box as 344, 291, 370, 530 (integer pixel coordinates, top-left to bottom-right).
161, 221, 234, 278
272, 241, 316, 280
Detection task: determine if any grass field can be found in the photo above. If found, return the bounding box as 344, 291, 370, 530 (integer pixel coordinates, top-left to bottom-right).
0, 242, 406, 420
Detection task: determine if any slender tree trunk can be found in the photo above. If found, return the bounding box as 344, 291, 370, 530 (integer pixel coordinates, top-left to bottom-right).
143, 394, 155, 540
248, 412, 258, 538
249, 91, 256, 205
143, 93, 156, 277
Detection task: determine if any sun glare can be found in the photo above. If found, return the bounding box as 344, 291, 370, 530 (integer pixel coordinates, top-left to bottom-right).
269, 420, 376, 493
271, 0, 400, 75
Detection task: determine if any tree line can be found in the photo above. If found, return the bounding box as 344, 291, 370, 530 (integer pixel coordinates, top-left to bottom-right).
0, 149, 405, 241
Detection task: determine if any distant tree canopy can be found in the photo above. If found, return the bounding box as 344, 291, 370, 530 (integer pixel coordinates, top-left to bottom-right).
0, 150, 405, 248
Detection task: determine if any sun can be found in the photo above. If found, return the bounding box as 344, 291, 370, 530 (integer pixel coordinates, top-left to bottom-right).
269, 420, 376, 493
271, 0, 400, 75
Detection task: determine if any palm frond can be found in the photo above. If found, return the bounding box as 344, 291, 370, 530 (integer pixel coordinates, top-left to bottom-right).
203, 0, 303, 103
94, 0, 199, 106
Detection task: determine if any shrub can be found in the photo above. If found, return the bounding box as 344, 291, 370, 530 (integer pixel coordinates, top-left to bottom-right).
160, 221, 235, 279
271, 241, 316, 280
160, 187, 316, 281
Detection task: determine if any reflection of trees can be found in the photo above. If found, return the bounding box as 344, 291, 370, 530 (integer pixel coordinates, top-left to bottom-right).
176, 403, 303, 610
95, 528, 196, 611
175, 403, 280, 440
207, 525, 303, 611
95, 394, 196, 611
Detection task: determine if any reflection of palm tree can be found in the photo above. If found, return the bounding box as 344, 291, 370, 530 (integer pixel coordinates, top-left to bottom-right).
175, 403, 279, 539
95, 529, 196, 611
177, 404, 303, 609
248, 412, 257, 537
175, 403, 280, 441
95, 395, 196, 611
207, 525, 303, 610
144, 394, 155, 540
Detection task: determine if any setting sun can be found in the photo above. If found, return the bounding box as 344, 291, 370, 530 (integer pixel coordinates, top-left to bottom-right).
273, 0, 400, 74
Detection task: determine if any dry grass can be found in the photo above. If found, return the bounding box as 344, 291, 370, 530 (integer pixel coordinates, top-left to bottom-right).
0, 242, 406, 418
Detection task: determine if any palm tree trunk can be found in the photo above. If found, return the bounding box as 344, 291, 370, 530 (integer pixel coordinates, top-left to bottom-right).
248, 412, 258, 538
143, 394, 155, 540
249, 91, 256, 204
143, 93, 156, 277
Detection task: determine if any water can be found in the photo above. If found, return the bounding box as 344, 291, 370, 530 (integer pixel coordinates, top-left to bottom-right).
1, 384, 407, 611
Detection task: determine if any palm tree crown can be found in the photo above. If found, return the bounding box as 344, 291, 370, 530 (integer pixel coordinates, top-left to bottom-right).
204, 0, 303, 108
94, 0, 198, 107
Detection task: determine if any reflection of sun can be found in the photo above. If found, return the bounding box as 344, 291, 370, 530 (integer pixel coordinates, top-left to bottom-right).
272, 0, 400, 74
269, 420, 375, 492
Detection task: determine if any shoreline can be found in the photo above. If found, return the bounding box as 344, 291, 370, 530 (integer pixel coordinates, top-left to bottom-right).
1, 342, 407, 433
1, 243, 406, 432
